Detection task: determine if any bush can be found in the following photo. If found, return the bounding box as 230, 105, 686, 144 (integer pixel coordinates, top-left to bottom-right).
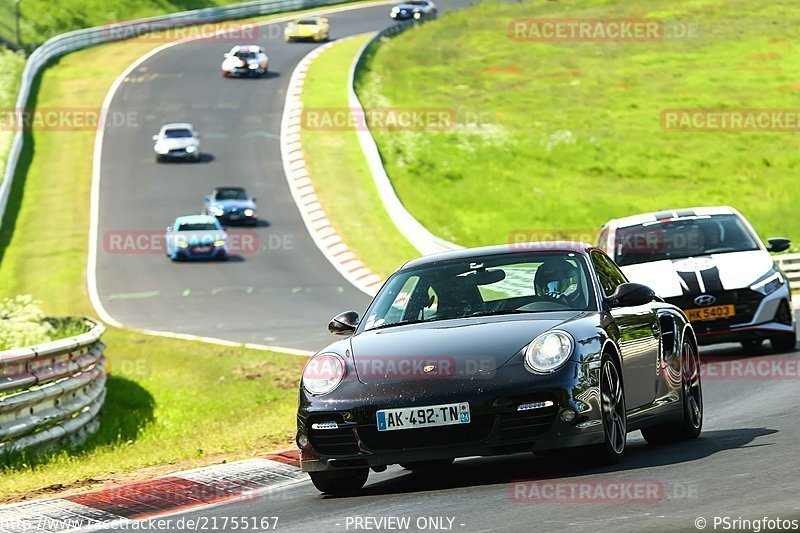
0, 295, 56, 351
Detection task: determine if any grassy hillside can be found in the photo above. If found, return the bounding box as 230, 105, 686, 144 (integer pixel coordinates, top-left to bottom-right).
356, 0, 800, 249
8, 0, 353, 45
0, 48, 24, 181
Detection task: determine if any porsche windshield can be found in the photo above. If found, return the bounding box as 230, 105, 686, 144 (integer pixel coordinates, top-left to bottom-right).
362, 252, 595, 331
614, 214, 760, 266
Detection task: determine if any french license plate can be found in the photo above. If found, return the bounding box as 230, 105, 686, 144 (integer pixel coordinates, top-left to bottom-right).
686, 304, 735, 322
376, 402, 470, 432
193, 246, 211, 253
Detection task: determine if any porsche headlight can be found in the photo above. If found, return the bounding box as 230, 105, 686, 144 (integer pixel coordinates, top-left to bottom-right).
244, 209, 254, 217
209, 206, 224, 216
213, 240, 226, 248
175, 240, 189, 249
303, 353, 346, 395
524, 331, 573, 373
750, 270, 785, 296
185, 145, 197, 153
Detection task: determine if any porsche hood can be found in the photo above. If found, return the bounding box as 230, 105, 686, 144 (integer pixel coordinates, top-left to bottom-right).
620, 250, 774, 298
349, 312, 584, 384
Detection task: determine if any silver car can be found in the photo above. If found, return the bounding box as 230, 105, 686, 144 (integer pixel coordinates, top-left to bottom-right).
152, 123, 201, 162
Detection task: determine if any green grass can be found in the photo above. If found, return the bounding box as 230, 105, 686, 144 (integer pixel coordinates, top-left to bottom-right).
356, 0, 800, 249
0, 10, 351, 501
11, 0, 346, 46
0, 48, 25, 181
301, 35, 420, 278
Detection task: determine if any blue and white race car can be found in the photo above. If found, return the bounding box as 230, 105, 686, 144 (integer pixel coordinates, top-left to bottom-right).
165, 215, 228, 261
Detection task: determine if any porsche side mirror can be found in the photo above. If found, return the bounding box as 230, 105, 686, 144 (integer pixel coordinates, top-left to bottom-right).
252, 197, 257, 202
767, 238, 791, 253
152, 134, 159, 141
223, 53, 231, 57
166, 226, 173, 232
609, 283, 656, 308
329, 310, 359, 336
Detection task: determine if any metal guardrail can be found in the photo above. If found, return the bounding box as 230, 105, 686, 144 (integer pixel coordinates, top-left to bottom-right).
0, 0, 354, 233
349, 19, 462, 256
776, 253, 800, 291
0, 317, 106, 455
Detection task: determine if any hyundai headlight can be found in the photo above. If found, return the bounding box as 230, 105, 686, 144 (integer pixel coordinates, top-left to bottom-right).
524, 331, 573, 373
750, 270, 785, 296
303, 353, 346, 395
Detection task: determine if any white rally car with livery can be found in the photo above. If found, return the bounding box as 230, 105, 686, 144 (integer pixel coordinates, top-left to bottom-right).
599, 206, 795, 351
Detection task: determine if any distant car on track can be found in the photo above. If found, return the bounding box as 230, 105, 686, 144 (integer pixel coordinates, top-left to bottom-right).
221, 45, 269, 77
599, 206, 795, 351
165, 215, 228, 261
284, 17, 330, 42
152, 123, 201, 162
390, 0, 437, 20
204, 186, 258, 226
297, 242, 702, 494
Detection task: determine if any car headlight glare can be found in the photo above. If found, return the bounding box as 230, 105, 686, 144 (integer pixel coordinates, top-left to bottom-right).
185, 145, 197, 153
175, 241, 189, 248
750, 271, 785, 296
303, 353, 346, 395
524, 331, 573, 373
414, 12, 421, 18
213, 240, 226, 247
209, 207, 224, 216
244, 209, 254, 217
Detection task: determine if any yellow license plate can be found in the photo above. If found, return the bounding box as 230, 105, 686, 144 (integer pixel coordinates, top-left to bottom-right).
685, 304, 735, 322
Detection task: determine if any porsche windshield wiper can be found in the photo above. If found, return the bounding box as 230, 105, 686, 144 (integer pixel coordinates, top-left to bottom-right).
469, 309, 535, 318
368, 318, 434, 331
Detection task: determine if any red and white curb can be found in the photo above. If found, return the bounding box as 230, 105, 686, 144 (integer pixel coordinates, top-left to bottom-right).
280, 37, 384, 297
0, 450, 304, 532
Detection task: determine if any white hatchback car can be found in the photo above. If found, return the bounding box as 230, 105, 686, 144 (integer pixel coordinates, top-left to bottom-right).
599, 206, 795, 351
152, 123, 201, 162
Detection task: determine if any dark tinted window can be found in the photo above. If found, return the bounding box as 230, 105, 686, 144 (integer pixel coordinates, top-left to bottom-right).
177, 223, 217, 231
591, 251, 627, 297
215, 189, 248, 200
613, 214, 759, 266
164, 129, 192, 138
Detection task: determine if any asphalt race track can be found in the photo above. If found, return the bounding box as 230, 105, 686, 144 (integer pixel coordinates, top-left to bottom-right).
94, 1, 800, 531
96, 2, 478, 351
91, 338, 799, 533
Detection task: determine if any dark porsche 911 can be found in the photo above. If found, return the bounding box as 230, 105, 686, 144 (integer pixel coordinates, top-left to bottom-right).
297, 243, 703, 494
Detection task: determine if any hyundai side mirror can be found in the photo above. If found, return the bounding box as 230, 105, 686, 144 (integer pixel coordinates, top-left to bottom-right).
609, 283, 656, 308
767, 238, 791, 253
328, 310, 359, 336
